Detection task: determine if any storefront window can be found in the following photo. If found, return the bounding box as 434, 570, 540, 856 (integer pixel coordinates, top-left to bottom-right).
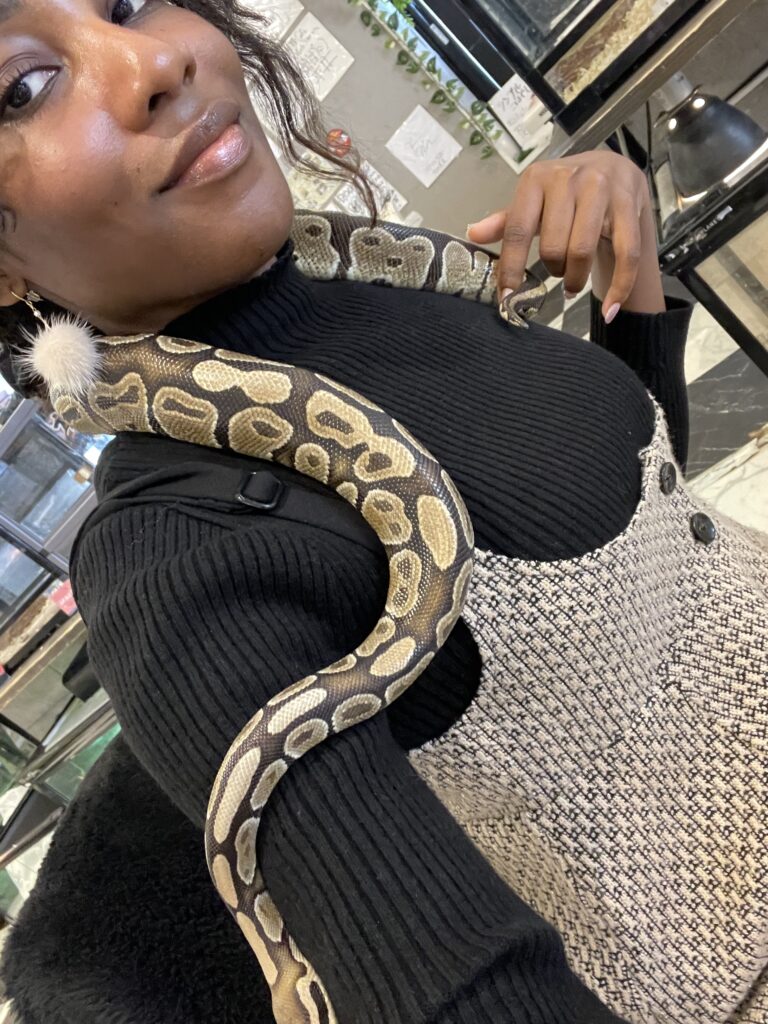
0, 376, 22, 429
475, 0, 601, 67
472, 0, 687, 100
0, 724, 37, 797
0, 416, 110, 544
38, 723, 120, 806
0, 540, 50, 631
544, 0, 681, 103
697, 213, 768, 356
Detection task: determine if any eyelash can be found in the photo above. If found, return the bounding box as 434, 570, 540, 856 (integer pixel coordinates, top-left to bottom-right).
0, 0, 152, 121
0, 60, 44, 120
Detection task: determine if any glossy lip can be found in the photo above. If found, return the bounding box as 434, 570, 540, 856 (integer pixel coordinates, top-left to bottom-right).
158, 98, 242, 193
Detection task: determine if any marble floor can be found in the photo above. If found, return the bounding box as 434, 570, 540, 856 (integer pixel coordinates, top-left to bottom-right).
542, 279, 768, 535
662, 302, 767, 534
689, 426, 768, 535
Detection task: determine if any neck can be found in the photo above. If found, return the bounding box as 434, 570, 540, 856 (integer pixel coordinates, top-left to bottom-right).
159, 238, 309, 351
249, 255, 277, 280
83, 253, 282, 338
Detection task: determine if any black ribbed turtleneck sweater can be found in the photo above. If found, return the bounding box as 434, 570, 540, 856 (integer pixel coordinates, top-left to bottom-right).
70, 236, 692, 1023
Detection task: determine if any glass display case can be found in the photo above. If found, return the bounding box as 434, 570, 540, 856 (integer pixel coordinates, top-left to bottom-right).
659, 148, 768, 375
0, 615, 88, 742
695, 216, 767, 353
0, 722, 37, 797
0, 378, 22, 431
0, 618, 117, 924
0, 377, 111, 626
0, 540, 53, 635
0, 411, 111, 542
0, 420, 93, 540
410, 0, 707, 130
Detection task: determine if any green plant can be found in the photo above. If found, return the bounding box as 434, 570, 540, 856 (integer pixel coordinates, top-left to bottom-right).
389, 0, 412, 17
347, 0, 505, 160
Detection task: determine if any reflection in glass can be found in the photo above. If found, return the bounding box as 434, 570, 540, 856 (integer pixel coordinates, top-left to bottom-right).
697, 216, 768, 356
0, 724, 37, 798
38, 723, 120, 806
0, 540, 50, 631
464, 0, 698, 107
474, 0, 599, 66
545, 0, 678, 103
0, 420, 93, 542
0, 375, 22, 429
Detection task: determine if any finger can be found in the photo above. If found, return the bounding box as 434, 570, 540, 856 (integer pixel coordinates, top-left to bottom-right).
466, 209, 507, 244
603, 194, 642, 318
538, 191, 576, 282
496, 176, 545, 300
562, 187, 608, 297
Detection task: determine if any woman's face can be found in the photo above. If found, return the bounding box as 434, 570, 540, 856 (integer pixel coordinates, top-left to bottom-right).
0, 0, 294, 335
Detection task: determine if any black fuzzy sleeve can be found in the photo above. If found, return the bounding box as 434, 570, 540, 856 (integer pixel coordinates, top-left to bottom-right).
590, 293, 694, 471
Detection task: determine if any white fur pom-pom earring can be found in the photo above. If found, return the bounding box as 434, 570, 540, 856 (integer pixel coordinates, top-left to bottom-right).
11, 288, 102, 400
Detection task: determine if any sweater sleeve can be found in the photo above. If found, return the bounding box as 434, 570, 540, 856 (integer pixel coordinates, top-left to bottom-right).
71, 499, 625, 1024
589, 293, 694, 471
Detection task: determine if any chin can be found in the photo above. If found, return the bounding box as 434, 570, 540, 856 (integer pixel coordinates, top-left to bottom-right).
242, 175, 294, 250
162, 144, 294, 296
210, 191, 293, 285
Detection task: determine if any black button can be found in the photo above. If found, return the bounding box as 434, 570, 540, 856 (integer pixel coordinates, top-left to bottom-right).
659, 462, 677, 494
236, 471, 284, 510
690, 512, 717, 545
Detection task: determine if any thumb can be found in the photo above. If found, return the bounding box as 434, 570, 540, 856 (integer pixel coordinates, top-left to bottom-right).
466, 209, 507, 244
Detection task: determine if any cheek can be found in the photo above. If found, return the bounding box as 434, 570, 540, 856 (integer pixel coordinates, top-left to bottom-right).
26, 108, 131, 235
7, 126, 147, 310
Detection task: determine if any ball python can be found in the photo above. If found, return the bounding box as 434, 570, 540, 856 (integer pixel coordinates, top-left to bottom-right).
28, 210, 546, 1024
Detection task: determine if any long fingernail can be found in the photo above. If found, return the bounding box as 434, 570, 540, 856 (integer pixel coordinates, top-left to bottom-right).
500, 287, 512, 303
466, 222, 476, 238
605, 302, 621, 325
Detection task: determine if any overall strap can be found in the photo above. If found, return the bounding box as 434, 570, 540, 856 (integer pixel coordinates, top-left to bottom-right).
68, 459, 383, 594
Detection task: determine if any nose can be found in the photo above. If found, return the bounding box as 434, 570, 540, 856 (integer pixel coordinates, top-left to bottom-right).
86, 19, 197, 132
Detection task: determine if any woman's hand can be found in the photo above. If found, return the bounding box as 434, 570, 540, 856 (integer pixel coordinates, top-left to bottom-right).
467, 150, 665, 323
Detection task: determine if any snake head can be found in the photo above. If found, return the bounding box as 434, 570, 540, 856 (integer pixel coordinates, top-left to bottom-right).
498, 277, 547, 330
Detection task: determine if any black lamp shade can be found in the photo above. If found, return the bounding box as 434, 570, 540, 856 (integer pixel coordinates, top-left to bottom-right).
666, 93, 767, 198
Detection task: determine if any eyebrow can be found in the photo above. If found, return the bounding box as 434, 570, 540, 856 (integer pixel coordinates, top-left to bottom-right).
0, 0, 23, 25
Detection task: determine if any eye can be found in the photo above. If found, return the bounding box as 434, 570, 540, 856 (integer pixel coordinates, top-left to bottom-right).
0, 64, 56, 121
110, 0, 151, 24
0, 0, 158, 122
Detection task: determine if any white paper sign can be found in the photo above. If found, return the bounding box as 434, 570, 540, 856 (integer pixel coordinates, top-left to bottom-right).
333, 181, 370, 218
287, 168, 340, 209
284, 13, 354, 102
516, 121, 554, 170
386, 106, 462, 188
245, 0, 304, 39
403, 209, 424, 227
489, 74, 550, 148
510, 117, 554, 153
361, 160, 407, 213
334, 163, 405, 218
286, 148, 342, 209
495, 122, 554, 174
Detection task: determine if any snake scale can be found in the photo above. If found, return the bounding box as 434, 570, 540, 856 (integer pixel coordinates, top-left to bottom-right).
35, 211, 546, 1023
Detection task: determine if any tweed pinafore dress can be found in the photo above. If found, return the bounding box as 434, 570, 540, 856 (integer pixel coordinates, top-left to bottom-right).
410, 403, 768, 1024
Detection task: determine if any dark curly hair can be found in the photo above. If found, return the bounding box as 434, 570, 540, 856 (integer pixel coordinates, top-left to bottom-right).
0, 0, 376, 398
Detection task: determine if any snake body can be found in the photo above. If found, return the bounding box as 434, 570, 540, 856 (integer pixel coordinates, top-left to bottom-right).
43, 212, 546, 1023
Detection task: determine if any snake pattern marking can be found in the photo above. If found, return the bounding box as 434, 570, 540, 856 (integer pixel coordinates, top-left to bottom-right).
42, 211, 546, 1024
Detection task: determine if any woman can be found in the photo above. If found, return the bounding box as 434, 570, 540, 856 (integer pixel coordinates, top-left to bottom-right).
0, 1, 766, 1022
